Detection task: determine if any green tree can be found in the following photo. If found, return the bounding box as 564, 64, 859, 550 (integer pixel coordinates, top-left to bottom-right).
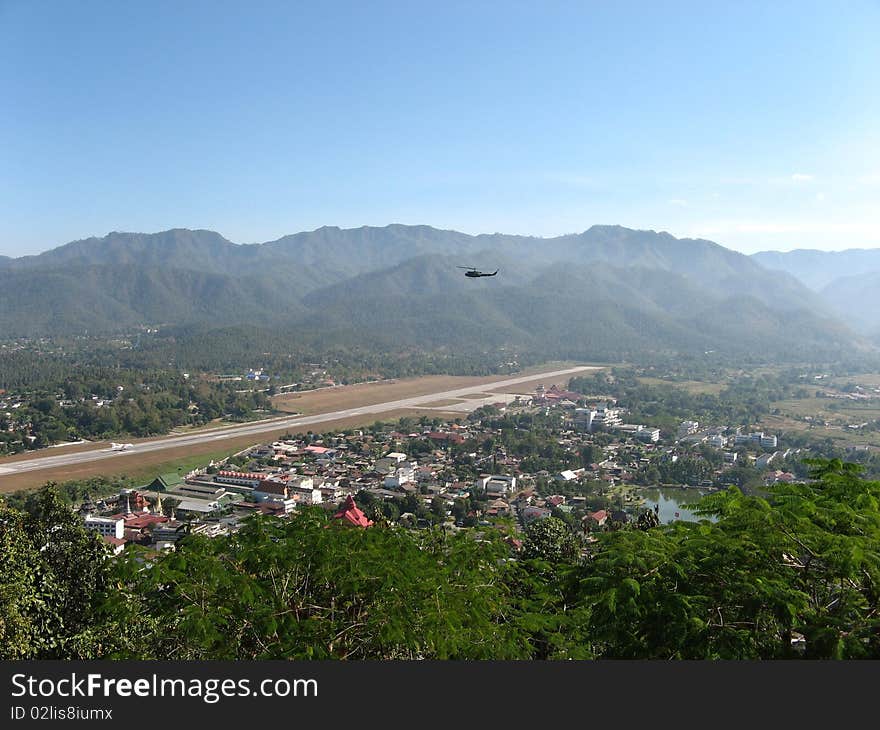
522, 517, 578, 563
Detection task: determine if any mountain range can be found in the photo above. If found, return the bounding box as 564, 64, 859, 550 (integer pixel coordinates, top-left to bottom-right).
751, 248, 880, 338
0, 225, 869, 361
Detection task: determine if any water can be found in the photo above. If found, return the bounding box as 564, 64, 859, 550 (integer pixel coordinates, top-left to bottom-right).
630, 487, 717, 524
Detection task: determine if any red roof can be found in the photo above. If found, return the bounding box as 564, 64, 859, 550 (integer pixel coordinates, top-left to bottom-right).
333, 495, 373, 528
124, 513, 169, 529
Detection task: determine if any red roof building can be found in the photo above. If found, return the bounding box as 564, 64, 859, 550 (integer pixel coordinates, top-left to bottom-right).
333, 495, 373, 528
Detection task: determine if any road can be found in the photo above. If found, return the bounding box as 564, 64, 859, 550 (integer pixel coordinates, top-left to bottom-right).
0, 365, 596, 478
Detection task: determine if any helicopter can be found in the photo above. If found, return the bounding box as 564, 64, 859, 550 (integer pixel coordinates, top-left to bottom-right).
458, 266, 498, 278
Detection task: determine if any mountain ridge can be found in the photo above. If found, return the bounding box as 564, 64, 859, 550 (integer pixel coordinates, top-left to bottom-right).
0, 224, 867, 362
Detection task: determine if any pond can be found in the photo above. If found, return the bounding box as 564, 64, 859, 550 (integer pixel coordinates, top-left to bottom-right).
629, 486, 718, 524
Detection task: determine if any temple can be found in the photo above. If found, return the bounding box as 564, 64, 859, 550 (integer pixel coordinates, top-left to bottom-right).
333, 495, 373, 528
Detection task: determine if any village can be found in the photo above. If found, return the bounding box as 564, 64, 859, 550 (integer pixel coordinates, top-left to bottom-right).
76, 381, 792, 555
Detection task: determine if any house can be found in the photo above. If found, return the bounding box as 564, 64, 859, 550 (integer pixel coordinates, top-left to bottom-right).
101, 535, 126, 555
486, 498, 510, 517
521, 506, 551, 523
427, 431, 465, 445
582, 510, 608, 530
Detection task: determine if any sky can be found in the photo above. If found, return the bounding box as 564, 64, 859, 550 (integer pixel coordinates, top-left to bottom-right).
1, 0, 879, 257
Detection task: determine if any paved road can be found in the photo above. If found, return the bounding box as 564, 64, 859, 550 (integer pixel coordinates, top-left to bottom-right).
0, 366, 597, 478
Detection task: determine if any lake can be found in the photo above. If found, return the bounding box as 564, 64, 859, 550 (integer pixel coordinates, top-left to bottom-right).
630, 486, 717, 524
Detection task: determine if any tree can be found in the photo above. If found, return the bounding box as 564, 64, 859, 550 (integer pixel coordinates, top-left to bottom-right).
0, 484, 112, 659
522, 517, 578, 563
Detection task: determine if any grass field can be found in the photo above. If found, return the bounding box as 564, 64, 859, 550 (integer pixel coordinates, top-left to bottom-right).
772, 397, 880, 423
637, 377, 727, 395
760, 414, 880, 448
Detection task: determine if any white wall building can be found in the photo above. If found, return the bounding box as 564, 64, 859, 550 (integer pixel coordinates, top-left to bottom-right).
636, 428, 661, 443
384, 461, 416, 489
593, 406, 621, 430
84, 516, 124, 539
574, 408, 595, 432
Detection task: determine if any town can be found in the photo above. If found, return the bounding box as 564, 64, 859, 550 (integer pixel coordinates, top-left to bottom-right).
74, 379, 797, 556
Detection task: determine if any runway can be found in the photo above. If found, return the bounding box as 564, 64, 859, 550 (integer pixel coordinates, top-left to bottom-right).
0, 365, 596, 479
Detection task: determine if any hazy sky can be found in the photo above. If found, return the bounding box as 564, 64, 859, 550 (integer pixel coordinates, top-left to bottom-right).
2, 0, 879, 257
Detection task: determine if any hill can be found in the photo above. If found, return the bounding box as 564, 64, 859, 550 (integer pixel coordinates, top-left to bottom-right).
0, 224, 866, 361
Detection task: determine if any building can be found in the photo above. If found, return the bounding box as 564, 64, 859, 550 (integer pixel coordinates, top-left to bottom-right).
84, 516, 124, 540
582, 510, 608, 531
521, 506, 551, 523
756, 451, 780, 469
476, 474, 517, 496
384, 462, 416, 488
707, 434, 726, 449
592, 406, 621, 431
636, 428, 661, 443
174, 498, 222, 516
573, 408, 595, 432
290, 484, 323, 505
101, 535, 126, 555
214, 471, 264, 488
151, 522, 188, 543
734, 431, 777, 449
333, 495, 373, 527
678, 421, 700, 439
170, 483, 229, 501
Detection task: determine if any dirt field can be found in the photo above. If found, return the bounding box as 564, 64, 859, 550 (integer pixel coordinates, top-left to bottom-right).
274, 375, 503, 414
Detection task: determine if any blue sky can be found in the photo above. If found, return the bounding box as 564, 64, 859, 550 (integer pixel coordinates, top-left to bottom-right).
2, 0, 879, 256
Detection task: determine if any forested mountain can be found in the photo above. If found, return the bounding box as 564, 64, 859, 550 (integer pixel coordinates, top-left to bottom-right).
751, 248, 880, 335
0, 224, 867, 361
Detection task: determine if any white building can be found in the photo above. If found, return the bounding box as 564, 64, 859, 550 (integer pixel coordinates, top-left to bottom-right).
593, 406, 621, 430
291, 485, 323, 505
756, 452, 780, 469
734, 431, 778, 449
708, 434, 726, 449
384, 461, 416, 489
476, 474, 517, 496
84, 516, 124, 539
636, 428, 661, 443
574, 408, 595, 432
